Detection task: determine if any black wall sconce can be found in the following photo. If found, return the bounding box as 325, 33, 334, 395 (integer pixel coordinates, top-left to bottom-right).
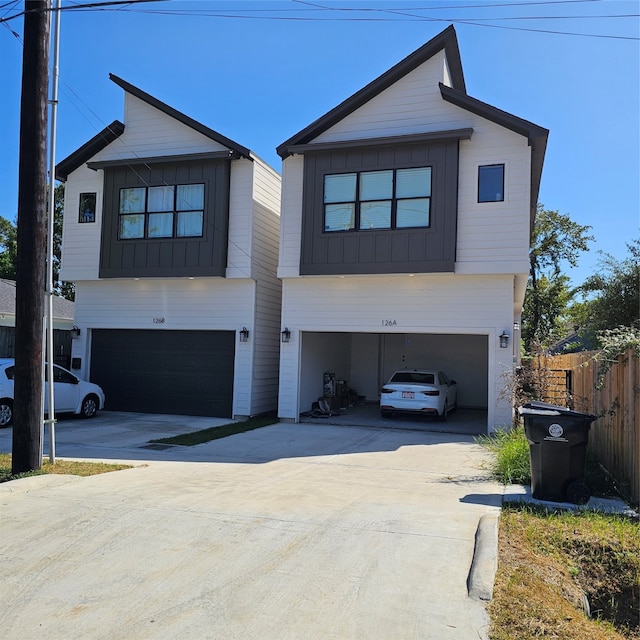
239, 327, 249, 343
281, 327, 291, 343
499, 331, 509, 348
71, 325, 81, 337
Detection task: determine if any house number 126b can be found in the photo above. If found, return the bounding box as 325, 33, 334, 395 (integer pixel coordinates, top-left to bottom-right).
153, 317, 165, 324
382, 319, 398, 326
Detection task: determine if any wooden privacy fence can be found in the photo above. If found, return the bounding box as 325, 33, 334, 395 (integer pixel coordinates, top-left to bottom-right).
530, 349, 639, 506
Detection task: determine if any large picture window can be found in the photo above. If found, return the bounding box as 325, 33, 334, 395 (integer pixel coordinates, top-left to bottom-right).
118, 183, 205, 239
324, 167, 432, 232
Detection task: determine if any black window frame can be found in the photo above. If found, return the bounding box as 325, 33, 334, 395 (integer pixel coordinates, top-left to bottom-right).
78, 192, 97, 223
477, 164, 505, 203
117, 182, 206, 241
323, 166, 433, 233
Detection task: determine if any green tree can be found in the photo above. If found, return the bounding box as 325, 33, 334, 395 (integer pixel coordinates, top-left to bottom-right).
523, 205, 594, 352
1, 184, 75, 300
53, 184, 75, 301
0, 216, 18, 279
575, 238, 639, 335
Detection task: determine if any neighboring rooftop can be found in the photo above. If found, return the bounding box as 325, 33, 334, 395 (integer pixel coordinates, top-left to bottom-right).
0, 279, 74, 320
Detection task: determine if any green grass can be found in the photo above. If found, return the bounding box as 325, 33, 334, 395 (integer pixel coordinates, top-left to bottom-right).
490, 505, 640, 640
148, 415, 279, 446
0, 453, 132, 483
478, 425, 531, 485
478, 425, 621, 498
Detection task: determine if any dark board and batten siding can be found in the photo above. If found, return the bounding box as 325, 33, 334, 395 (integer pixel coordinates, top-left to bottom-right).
90, 329, 235, 418
300, 140, 459, 275
99, 158, 230, 278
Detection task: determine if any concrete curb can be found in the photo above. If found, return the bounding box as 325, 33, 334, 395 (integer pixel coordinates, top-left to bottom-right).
467, 512, 499, 601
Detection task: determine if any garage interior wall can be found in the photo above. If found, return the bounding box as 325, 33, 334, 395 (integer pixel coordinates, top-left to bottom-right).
300, 331, 488, 414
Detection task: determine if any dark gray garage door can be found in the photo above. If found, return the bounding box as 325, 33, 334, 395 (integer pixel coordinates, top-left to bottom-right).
90, 329, 235, 417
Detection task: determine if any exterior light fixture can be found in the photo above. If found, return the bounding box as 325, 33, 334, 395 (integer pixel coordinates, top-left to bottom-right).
281, 327, 291, 343
71, 325, 81, 337
499, 331, 509, 348
239, 327, 249, 343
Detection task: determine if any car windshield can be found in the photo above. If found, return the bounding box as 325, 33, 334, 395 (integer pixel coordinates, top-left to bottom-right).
390, 372, 435, 384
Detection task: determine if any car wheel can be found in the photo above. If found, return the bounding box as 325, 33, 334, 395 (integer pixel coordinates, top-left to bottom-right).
80, 394, 99, 418
0, 399, 12, 427
380, 409, 393, 419
439, 402, 448, 422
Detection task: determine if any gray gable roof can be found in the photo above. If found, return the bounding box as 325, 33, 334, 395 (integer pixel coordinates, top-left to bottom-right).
277, 25, 465, 159
0, 279, 74, 320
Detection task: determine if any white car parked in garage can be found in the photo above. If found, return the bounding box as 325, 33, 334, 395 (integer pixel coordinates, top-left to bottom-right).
0, 359, 105, 427
380, 369, 457, 421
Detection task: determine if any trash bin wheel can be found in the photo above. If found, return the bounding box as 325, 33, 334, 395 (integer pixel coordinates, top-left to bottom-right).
565, 481, 590, 505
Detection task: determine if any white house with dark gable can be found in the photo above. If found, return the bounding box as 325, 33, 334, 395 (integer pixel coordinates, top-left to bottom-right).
275, 26, 548, 431
56, 75, 281, 419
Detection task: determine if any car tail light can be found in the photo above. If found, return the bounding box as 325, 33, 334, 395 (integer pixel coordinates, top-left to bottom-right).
421, 390, 440, 396
380, 387, 393, 394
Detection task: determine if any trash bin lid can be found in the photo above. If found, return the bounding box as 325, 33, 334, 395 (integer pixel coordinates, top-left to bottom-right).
518, 401, 596, 421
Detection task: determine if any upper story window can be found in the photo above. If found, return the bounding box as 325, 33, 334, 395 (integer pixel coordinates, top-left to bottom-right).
478, 164, 504, 203
118, 183, 205, 239
78, 193, 96, 223
324, 167, 432, 232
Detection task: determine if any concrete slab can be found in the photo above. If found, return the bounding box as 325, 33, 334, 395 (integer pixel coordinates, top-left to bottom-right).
0, 418, 504, 639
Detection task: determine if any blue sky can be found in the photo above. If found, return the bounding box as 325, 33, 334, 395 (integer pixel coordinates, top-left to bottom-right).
1, 0, 638, 287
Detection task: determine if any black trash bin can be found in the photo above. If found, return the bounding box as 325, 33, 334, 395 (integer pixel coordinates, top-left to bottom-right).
518, 401, 597, 504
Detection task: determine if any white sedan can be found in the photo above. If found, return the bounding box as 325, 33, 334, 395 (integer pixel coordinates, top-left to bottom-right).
380, 369, 457, 421
0, 359, 105, 427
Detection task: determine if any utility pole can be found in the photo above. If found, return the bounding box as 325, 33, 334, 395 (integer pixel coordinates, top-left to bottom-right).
12, 0, 50, 474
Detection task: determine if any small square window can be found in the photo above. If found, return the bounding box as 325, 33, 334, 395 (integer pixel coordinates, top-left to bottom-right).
478, 164, 504, 203
78, 193, 96, 223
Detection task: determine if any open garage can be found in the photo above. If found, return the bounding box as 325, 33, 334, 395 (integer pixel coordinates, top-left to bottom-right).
90, 329, 235, 417
298, 332, 489, 429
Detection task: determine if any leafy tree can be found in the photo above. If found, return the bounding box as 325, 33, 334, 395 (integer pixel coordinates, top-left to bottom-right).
0, 216, 18, 279
575, 238, 639, 336
522, 205, 594, 352
0, 184, 75, 300
53, 184, 75, 301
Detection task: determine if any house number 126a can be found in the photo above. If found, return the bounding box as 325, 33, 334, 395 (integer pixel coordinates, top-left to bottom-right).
382, 319, 398, 326
153, 317, 165, 324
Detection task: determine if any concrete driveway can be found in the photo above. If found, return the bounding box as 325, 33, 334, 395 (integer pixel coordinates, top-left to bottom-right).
0, 415, 503, 639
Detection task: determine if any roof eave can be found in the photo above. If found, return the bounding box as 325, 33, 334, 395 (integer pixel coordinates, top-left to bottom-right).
439, 83, 549, 234
109, 73, 253, 160
277, 25, 465, 158
55, 120, 125, 181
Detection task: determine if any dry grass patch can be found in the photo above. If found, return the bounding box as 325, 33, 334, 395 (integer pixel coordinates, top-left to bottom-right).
0, 452, 132, 483
489, 505, 640, 640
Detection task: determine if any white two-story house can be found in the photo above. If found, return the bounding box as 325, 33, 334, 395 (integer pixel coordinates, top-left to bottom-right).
56, 74, 281, 419
275, 26, 548, 431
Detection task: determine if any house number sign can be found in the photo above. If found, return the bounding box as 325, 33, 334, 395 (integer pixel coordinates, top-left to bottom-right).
153, 317, 165, 324
382, 319, 398, 326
